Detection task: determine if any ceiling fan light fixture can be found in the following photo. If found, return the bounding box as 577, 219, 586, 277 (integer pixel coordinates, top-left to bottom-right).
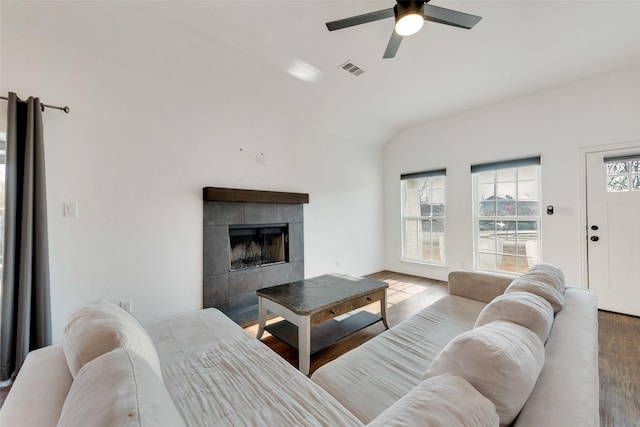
394, 2, 425, 36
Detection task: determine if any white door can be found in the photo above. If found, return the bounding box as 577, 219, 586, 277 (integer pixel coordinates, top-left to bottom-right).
586, 148, 640, 316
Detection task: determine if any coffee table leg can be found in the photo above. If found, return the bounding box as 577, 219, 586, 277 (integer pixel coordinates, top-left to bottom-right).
298, 315, 311, 376
256, 297, 266, 339
381, 289, 389, 329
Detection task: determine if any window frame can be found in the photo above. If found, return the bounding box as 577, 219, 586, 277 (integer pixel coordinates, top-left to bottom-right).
604, 154, 640, 193
471, 157, 541, 274
401, 169, 447, 266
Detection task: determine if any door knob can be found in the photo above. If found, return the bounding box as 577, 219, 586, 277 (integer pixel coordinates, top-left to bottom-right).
591, 225, 599, 231
590, 236, 599, 242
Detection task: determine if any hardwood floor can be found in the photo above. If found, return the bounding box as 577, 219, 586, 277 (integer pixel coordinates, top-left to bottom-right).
1, 271, 638, 426
247, 271, 640, 427
598, 310, 640, 426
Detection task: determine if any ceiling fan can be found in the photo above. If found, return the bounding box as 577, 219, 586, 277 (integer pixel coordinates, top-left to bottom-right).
325, 0, 482, 59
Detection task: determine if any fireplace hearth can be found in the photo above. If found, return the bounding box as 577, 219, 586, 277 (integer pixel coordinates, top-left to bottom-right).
203, 188, 308, 325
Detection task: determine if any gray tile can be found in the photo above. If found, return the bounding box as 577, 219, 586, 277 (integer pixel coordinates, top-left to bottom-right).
203, 198, 306, 316
276, 204, 303, 223
261, 263, 291, 288
203, 274, 228, 311
204, 201, 244, 225
226, 304, 259, 326
203, 225, 230, 276
228, 268, 262, 295
229, 291, 258, 311
288, 222, 304, 262
290, 261, 305, 282
244, 203, 277, 224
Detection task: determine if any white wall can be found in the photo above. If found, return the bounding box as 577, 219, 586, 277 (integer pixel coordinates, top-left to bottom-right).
0, 4, 384, 343
384, 63, 640, 285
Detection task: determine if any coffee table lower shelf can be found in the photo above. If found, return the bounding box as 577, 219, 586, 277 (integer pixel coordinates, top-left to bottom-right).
264, 310, 382, 355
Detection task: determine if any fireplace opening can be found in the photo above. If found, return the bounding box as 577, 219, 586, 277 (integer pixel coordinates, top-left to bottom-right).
229, 223, 289, 271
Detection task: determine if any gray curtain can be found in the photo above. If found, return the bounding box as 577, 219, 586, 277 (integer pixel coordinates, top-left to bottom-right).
0, 92, 51, 382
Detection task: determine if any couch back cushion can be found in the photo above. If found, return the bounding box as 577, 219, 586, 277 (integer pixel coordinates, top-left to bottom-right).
505, 276, 565, 313
525, 263, 565, 294
62, 300, 162, 381
368, 374, 499, 427
424, 320, 544, 426
474, 292, 554, 343
57, 347, 185, 427
504, 263, 566, 313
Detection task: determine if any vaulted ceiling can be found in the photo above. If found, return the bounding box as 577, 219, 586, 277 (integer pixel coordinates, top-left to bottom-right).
4, 1, 640, 147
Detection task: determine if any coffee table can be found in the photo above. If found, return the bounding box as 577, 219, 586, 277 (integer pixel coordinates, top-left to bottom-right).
256, 274, 389, 375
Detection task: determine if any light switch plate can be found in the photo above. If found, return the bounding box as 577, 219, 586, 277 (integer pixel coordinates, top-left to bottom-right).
63, 202, 78, 218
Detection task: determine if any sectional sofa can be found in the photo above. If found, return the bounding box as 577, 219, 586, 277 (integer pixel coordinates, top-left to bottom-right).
0, 264, 598, 426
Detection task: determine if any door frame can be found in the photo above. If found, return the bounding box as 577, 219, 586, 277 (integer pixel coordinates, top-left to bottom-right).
578, 138, 640, 290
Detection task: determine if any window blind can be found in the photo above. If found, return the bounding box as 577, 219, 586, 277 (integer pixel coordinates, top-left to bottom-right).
603, 154, 640, 163
470, 156, 540, 173
401, 168, 446, 180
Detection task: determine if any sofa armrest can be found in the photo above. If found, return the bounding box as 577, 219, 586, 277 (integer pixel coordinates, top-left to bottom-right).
513, 287, 599, 427
0, 344, 72, 427
448, 271, 513, 304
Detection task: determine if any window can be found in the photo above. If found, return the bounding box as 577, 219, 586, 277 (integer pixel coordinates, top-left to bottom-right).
604, 155, 640, 192
401, 169, 446, 264
472, 157, 540, 274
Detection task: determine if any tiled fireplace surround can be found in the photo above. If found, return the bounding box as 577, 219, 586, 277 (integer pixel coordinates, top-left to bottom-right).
203, 188, 307, 325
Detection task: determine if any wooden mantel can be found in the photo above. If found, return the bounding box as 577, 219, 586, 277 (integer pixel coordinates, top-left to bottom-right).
203, 187, 309, 204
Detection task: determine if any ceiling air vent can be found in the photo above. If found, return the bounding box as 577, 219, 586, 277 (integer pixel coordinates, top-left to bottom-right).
340, 61, 365, 76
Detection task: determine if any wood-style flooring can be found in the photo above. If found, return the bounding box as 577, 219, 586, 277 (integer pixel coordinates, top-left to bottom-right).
598, 309, 640, 426
1, 271, 639, 426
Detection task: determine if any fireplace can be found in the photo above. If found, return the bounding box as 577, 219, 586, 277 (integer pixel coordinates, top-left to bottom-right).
229, 224, 288, 271
203, 188, 309, 325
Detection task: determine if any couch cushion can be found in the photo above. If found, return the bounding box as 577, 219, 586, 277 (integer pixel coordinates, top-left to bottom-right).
311, 295, 486, 424
474, 292, 554, 343
505, 276, 565, 313
57, 347, 185, 427
144, 308, 365, 427
368, 374, 499, 427
62, 300, 162, 381
525, 263, 565, 294
424, 320, 545, 426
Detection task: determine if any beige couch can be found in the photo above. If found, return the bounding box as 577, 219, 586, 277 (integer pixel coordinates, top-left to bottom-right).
1, 264, 598, 427
312, 265, 600, 426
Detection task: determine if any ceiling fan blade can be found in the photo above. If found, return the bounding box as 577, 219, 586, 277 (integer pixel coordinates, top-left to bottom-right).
383, 30, 403, 59
423, 4, 482, 30
326, 7, 395, 31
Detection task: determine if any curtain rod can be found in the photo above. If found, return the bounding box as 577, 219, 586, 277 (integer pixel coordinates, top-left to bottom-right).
0, 95, 70, 114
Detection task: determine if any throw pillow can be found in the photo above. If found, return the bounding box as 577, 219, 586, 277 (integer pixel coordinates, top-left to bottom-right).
525, 263, 565, 295
57, 347, 185, 427
368, 374, 499, 427
62, 300, 163, 382
505, 275, 565, 313
474, 292, 554, 343
424, 320, 545, 426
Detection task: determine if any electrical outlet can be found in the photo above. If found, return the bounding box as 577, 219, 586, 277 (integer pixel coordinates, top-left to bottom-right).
119, 300, 131, 313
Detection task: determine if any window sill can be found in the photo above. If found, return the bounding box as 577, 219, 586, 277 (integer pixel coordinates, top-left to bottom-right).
401, 259, 447, 268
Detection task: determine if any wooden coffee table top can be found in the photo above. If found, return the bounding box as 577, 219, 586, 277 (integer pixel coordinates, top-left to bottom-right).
256, 274, 388, 315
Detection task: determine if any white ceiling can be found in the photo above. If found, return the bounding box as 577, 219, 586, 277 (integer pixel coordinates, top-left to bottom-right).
5, 1, 640, 147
